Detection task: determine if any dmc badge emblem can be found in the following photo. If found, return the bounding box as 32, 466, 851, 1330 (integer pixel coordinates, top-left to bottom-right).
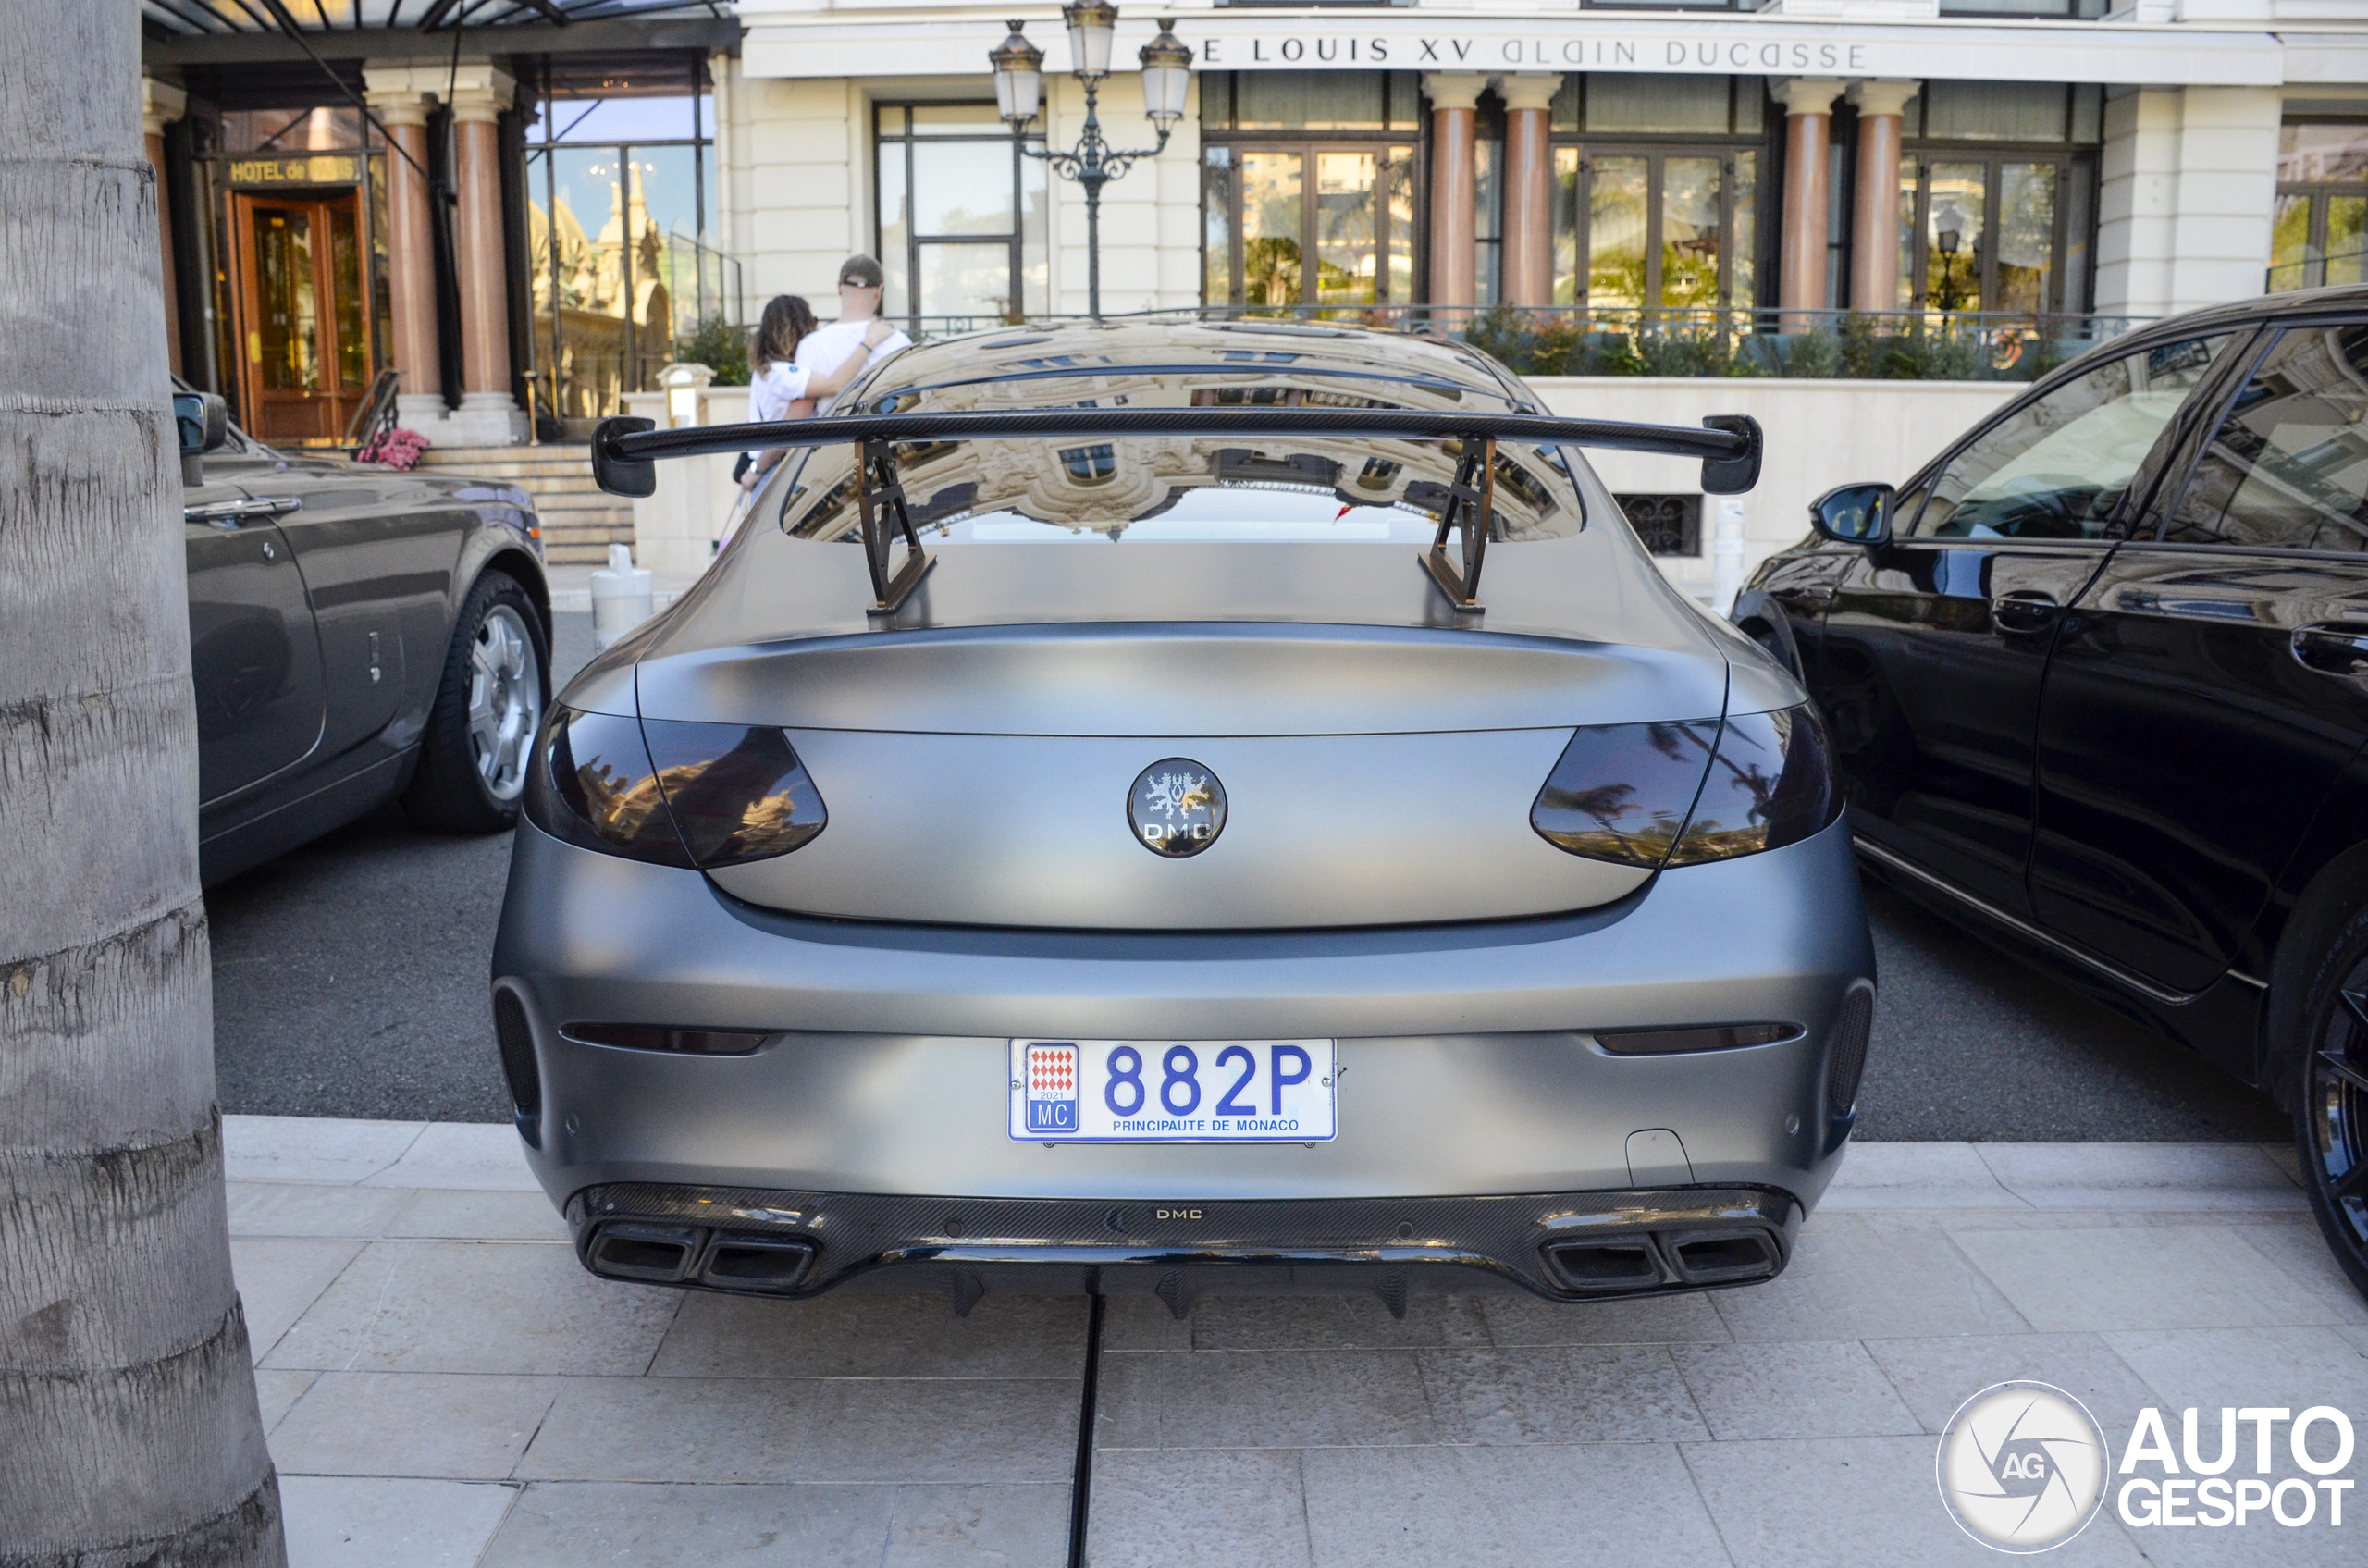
1128, 759, 1226, 858
1935, 1381, 2111, 1553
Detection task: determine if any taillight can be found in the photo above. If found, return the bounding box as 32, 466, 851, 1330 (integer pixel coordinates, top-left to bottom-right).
1532, 704, 1838, 870
1666, 704, 1840, 865
524, 707, 826, 868
1530, 720, 1720, 867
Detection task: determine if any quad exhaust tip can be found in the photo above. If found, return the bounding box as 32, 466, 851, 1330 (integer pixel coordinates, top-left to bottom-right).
1544, 1227, 1780, 1293
587, 1222, 817, 1292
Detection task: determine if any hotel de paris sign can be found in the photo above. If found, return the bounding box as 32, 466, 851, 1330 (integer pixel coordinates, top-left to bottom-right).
746, 17, 2279, 87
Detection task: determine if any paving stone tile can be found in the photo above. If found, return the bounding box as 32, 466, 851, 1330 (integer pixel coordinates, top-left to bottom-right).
229, 1183, 411, 1240
278, 1475, 517, 1568
478, 1481, 888, 1565
1417, 1344, 1709, 1443
1682, 1435, 2146, 1567
1862, 1332, 2161, 1434
2230, 1222, 2368, 1325
882, 1484, 1072, 1567
1097, 1293, 1195, 1352
649, 1290, 1085, 1380
2101, 1325, 2368, 1421
1951, 1227, 2352, 1333
1480, 1287, 1732, 1346
1976, 1143, 2305, 1212
2105, 1502, 2364, 1566
361, 1121, 540, 1191
1674, 1339, 1920, 1441
1092, 1348, 1432, 1450
254, 1368, 319, 1432
515, 1376, 1079, 1484
225, 1115, 424, 1187
231, 1238, 364, 1363
260, 1241, 681, 1376
1178, 1292, 1490, 1351
270, 1372, 563, 1479
1822, 1142, 2023, 1210
1709, 1215, 2029, 1343
1303, 1444, 1727, 1567
1087, 1450, 1310, 1568
385, 1189, 572, 1241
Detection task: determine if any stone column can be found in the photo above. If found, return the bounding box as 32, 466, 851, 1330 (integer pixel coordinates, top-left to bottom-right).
142, 77, 187, 376
1773, 80, 1845, 326
362, 66, 442, 434
1498, 75, 1558, 310
1847, 80, 1918, 314
448, 66, 523, 444
1424, 73, 1488, 315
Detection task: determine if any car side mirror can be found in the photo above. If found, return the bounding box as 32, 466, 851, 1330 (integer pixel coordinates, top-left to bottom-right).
1809, 482, 1894, 547
174, 391, 228, 488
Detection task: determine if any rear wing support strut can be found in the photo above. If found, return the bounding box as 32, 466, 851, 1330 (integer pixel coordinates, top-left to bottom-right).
1422, 436, 1494, 613
854, 438, 935, 613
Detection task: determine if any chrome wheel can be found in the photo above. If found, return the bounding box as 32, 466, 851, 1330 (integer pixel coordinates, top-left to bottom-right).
2309, 977, 2368, 1259
468, 603, 541, 802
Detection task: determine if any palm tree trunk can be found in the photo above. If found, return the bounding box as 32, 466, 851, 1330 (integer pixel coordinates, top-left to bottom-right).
0, 6, 285, 1562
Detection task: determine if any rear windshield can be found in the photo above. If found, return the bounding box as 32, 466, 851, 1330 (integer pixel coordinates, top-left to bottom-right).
763, 374, 1589, 545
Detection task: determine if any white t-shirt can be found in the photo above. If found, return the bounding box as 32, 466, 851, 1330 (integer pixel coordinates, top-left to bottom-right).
744, 360, 814, 462
796, 317, 912, 414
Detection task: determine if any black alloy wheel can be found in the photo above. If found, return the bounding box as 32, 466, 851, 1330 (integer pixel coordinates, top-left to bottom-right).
402, 570, 549, 834
2293, 916, 2368, 1303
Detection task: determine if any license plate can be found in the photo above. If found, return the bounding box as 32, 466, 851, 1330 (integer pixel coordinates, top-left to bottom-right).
1008, 1039, 1337, 1142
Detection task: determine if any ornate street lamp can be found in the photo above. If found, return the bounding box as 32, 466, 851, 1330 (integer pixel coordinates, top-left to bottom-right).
991, 9, 1193, 320
1933, 204, 1964, 315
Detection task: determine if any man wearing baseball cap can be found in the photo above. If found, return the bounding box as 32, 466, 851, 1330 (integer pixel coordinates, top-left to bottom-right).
792, 253, 911, 415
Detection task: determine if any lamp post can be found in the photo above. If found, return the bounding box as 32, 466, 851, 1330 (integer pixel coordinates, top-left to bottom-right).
1933, 204, 1964, 314
991, 7, 1192, 320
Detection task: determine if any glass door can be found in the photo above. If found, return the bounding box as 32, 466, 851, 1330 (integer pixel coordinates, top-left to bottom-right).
1205, 143, 1414, 313
235, 192, 370, 444
1898, 152, 2090, 315
1552, 147, 1757, 317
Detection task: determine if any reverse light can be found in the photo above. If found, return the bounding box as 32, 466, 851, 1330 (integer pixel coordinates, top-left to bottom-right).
1531, 704, 1839, 869
524, 707, 827, 868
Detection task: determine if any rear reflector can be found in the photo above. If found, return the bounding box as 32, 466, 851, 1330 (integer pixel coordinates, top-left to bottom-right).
562, 1022, 770, 1056
1544, 1240, 1663, 1291
587, 1224, 700, 1282
1595, 1022, 1800, 1056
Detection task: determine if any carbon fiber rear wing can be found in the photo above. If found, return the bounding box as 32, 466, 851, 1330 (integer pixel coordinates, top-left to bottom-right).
590, 407, 1761, 615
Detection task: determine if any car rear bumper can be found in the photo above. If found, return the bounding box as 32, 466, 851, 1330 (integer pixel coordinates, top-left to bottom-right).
565, 1182, 1803, 1307
492, 814, 1876, 1291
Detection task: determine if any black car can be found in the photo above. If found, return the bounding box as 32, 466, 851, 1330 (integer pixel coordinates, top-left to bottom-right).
175, 393, 552, 883
1732, 284, 2368, 1297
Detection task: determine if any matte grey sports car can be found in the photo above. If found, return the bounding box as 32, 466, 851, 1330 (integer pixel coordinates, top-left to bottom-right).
492, 322, 1876, 1314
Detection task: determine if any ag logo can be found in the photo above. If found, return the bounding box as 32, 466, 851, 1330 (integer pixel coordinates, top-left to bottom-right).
1128, 759, 1226, 858
1937, 1381, 2111, 1553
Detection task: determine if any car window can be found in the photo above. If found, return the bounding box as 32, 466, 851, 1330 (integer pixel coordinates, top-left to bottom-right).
1911, 333, 2236, 541
2158, 322, 2368, 552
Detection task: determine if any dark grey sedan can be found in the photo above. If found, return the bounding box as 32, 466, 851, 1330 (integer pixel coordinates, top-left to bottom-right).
176, 393, 551, 883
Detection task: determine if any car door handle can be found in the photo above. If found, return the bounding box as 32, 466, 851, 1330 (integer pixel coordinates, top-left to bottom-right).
184, 496, 302, 528
2293, 623, 2368, 675
1990, 591, 2061, 633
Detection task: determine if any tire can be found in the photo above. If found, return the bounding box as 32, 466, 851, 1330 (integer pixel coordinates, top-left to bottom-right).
401, 571, 549, 834
2285, 902, 2368, 1303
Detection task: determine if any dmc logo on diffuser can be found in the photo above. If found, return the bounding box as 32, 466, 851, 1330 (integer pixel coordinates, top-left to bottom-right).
1936, 1382, 2110, 1553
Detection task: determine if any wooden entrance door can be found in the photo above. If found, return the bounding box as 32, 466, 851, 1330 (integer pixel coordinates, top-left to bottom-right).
235, 191, 371, 444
